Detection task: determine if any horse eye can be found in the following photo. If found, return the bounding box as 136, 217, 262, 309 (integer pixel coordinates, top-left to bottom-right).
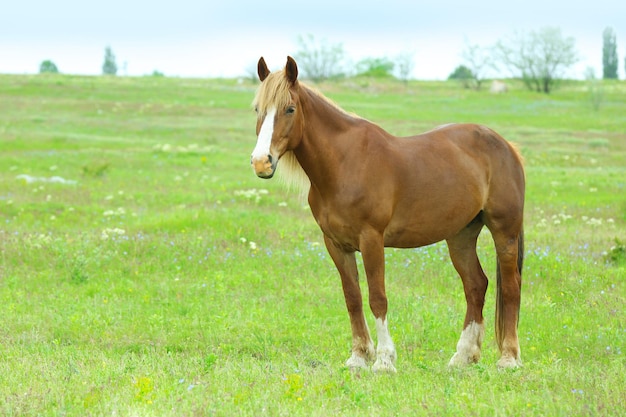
254, 106, 258, 113
286, 106, 296, 114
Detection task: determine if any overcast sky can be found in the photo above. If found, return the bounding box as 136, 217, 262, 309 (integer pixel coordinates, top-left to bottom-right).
1, 1, 624, 79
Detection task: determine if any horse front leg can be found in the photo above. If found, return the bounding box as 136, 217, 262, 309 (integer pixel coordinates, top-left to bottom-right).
360, 230, 397, 373
323, 235, 375, 370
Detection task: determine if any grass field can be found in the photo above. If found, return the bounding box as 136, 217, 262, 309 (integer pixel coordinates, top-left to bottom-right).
0, 73, 625, 416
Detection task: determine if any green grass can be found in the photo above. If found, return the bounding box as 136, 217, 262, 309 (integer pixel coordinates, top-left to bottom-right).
1, 74, 625, 416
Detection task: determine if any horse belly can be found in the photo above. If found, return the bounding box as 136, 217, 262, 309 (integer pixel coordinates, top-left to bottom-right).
383, 194, 483, 249
383, 219, 466, 248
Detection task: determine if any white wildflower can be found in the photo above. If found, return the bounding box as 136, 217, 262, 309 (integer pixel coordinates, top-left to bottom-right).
101, 228, 126, 240
586, 218, 602, 226
103, 207, 126, 217
234, 188, 269, 203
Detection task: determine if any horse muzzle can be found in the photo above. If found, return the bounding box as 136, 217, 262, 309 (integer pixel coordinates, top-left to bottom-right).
251, 154, 276, 179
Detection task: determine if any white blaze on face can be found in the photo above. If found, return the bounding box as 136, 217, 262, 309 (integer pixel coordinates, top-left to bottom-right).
252, 107, 276, 161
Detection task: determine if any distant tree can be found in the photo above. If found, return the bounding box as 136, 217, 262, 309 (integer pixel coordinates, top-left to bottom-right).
102, 46, 118, 76
394, 52, 415, 84
460, 41, 492, 90
356, 57, 394, 77
39, 60, 59, 74
602, 27, 618, 79
448, 65, 475, 88
293, 34, 346, 82
584, 67, 604, 111
493, 27, 579, 93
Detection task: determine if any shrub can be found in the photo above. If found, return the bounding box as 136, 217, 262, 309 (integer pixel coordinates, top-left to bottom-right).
39, 60, 59, 74
448, 65, 474, 88
356, 57, 395, 78
605, 238, 626, 265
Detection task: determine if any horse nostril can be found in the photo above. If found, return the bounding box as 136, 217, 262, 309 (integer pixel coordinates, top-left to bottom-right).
267, 154, 274, 165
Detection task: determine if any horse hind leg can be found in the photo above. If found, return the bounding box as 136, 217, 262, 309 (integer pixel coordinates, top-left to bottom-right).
492, 227, 523, 368
446, 219, 488, 367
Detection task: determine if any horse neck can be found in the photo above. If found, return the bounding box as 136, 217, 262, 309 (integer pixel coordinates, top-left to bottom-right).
294, 87, 359, 189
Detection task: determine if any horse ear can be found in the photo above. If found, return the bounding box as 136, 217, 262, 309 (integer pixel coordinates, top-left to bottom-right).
258, 57, 270, 82
285, 56, 298, 85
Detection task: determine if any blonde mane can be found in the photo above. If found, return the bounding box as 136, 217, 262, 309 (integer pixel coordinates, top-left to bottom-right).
277, 151, 310, 202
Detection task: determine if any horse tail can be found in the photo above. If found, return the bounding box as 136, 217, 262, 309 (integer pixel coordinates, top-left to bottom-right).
495, 228, 524, 353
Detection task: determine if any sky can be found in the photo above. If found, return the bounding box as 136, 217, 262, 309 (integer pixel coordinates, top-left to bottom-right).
1, 1, 625, 80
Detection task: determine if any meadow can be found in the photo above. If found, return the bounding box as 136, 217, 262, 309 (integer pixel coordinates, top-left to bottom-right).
0, 73, 624, 416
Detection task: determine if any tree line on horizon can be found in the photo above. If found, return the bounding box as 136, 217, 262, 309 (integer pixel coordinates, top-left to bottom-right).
38, 27, 623, 94
39, 46, 119, 77
448, 26, 620, 93
289, 27, 621, 95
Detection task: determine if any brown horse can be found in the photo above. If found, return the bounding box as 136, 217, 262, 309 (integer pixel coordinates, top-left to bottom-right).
250, 56, 525, 373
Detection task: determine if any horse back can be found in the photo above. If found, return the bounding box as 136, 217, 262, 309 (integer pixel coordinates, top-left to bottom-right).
378, 123, 524, 247
401, 123, 524, 192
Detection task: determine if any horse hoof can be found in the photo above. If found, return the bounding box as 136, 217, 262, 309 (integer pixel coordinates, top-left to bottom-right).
345, 354, 369, 370
372, 358, 397, 374
497, 356, 522, 369
448, 353, 469, 367
448, 351, 480, 367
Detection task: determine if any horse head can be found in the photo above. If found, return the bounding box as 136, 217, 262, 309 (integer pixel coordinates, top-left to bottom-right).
251, 56, 303, 178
